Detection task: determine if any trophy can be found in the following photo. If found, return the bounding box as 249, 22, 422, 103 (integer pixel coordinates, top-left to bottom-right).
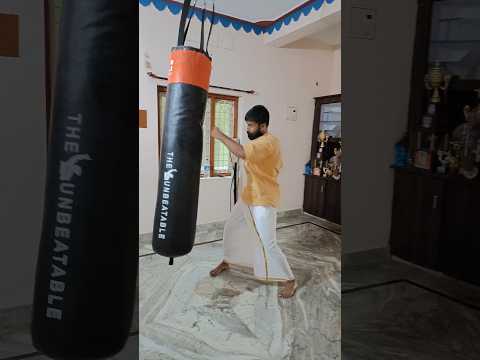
314, 130, 328, 176
318, 130, 327, 158
318, 130, 327, 143
424, 61, 451, 103
436, 150, 449, 174
448, 141, 463, 174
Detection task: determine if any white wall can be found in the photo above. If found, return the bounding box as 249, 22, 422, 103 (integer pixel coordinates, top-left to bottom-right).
331, 48, 341, 93
264, 0, 341, 47
342, 0, 417, 253
0, 0, 46, 309
139, 5, 340, 233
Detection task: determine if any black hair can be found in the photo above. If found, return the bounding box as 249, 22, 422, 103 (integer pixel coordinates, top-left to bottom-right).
245, 105, 269, 126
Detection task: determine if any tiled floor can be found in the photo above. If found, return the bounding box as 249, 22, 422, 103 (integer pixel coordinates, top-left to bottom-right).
0, 211, 340, 360
9, 211, 480, 359
342, 251, 480, 359
18, 335, 139, 360
139, 210, 340, 257
0, 285, 139, 360
0, 333, 138, 360
140, 215, 341, 360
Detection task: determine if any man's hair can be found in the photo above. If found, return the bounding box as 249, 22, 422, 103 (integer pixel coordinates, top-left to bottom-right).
245, 105, 269, 126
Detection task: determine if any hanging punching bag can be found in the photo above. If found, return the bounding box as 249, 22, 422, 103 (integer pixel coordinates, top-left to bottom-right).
31, 1, 138, 358
152, 1, 214, 264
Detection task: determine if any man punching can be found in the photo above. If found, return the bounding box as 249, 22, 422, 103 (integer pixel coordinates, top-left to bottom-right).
209, 105, 297, 298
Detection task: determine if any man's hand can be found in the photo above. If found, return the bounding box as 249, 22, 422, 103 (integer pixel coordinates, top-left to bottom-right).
211, 126, 245, 159
211, 126, 222, 140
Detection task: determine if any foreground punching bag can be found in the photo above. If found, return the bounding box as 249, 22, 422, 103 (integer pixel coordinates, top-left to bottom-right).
31, 1, 138, 358
152, 1, 214, 264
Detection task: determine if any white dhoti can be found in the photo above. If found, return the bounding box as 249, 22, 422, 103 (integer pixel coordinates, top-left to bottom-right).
223, 199, 294, 282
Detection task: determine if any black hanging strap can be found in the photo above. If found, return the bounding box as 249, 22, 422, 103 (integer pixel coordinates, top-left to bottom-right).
233, 162, 238, 204
206, 3, 215, 55
177, 0, 192, 46
182, 0, 198, 45
200, 3, 206, 51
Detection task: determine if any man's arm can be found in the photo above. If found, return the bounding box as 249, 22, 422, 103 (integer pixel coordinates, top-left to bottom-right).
211, 127, 246, 159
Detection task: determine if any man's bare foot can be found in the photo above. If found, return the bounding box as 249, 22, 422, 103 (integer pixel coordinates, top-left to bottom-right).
279, 280, 297, 298
209, 261, 229, 277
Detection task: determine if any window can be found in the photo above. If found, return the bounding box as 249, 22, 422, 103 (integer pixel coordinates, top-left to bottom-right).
157, 87, 238, 177
319, 102, 341, 138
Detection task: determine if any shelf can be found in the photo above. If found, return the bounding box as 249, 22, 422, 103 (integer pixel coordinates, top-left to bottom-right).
450, 79, 480, 91
431, 40, 480, 45
392, 165, 480, 183
434, 0, 480, 9
428, 47, 470, 62
303, 174, 341, 182
438, 17, 480, 23
415, 126, 449, 134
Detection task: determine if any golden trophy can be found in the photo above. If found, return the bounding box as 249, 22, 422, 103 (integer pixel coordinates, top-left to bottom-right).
318, 131, 327, 159
318, 130, 326, 143
424, 61, 451, 103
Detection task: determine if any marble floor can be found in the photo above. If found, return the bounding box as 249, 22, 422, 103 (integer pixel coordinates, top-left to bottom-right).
140, 219, 341, 360
2, 335, 140, 360
0, 211, 340, 360
342, 250, 480, 359
0, 332, 139, 360
139, 210, 341, 257
0, 284, 139, 360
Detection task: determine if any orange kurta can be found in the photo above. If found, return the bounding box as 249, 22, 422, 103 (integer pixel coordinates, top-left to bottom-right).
241, 133, 283, 208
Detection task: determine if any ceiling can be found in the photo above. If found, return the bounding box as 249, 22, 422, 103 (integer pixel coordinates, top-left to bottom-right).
305, 22, 341, 48
283, 11, 341, 50
177, 0, 308, 22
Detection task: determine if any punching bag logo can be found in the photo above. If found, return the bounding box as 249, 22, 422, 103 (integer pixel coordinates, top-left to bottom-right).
158, 152, 176, 240
59, 154, 92, 182
45, 113, 91, 321
164, 168, 178, 181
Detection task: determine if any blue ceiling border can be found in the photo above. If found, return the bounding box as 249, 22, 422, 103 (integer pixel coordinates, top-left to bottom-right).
139, 0, 337, 36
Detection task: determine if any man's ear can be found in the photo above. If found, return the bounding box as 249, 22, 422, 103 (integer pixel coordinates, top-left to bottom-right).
260, 123, 267, 133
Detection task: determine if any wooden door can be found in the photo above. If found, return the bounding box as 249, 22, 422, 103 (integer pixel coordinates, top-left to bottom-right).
315, 177, 327, 218
303, 176, 326, 218
325, 179, 341, 224
442, 179, 480, 285
390, 170, 419, 262
390, 169, 445, 269
412, 176, 444, 270
464, 183, 480, 286
303, 176, 314, 214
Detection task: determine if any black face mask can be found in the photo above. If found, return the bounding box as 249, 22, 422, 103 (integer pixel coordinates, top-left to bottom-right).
247, 128, 263, 140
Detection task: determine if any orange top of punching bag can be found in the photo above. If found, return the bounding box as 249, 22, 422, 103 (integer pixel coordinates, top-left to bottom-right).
168, 48, 212, 91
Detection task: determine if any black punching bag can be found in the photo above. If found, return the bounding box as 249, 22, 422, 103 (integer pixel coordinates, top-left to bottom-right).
152, 1, 214, 264
31, 1, 138, 358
